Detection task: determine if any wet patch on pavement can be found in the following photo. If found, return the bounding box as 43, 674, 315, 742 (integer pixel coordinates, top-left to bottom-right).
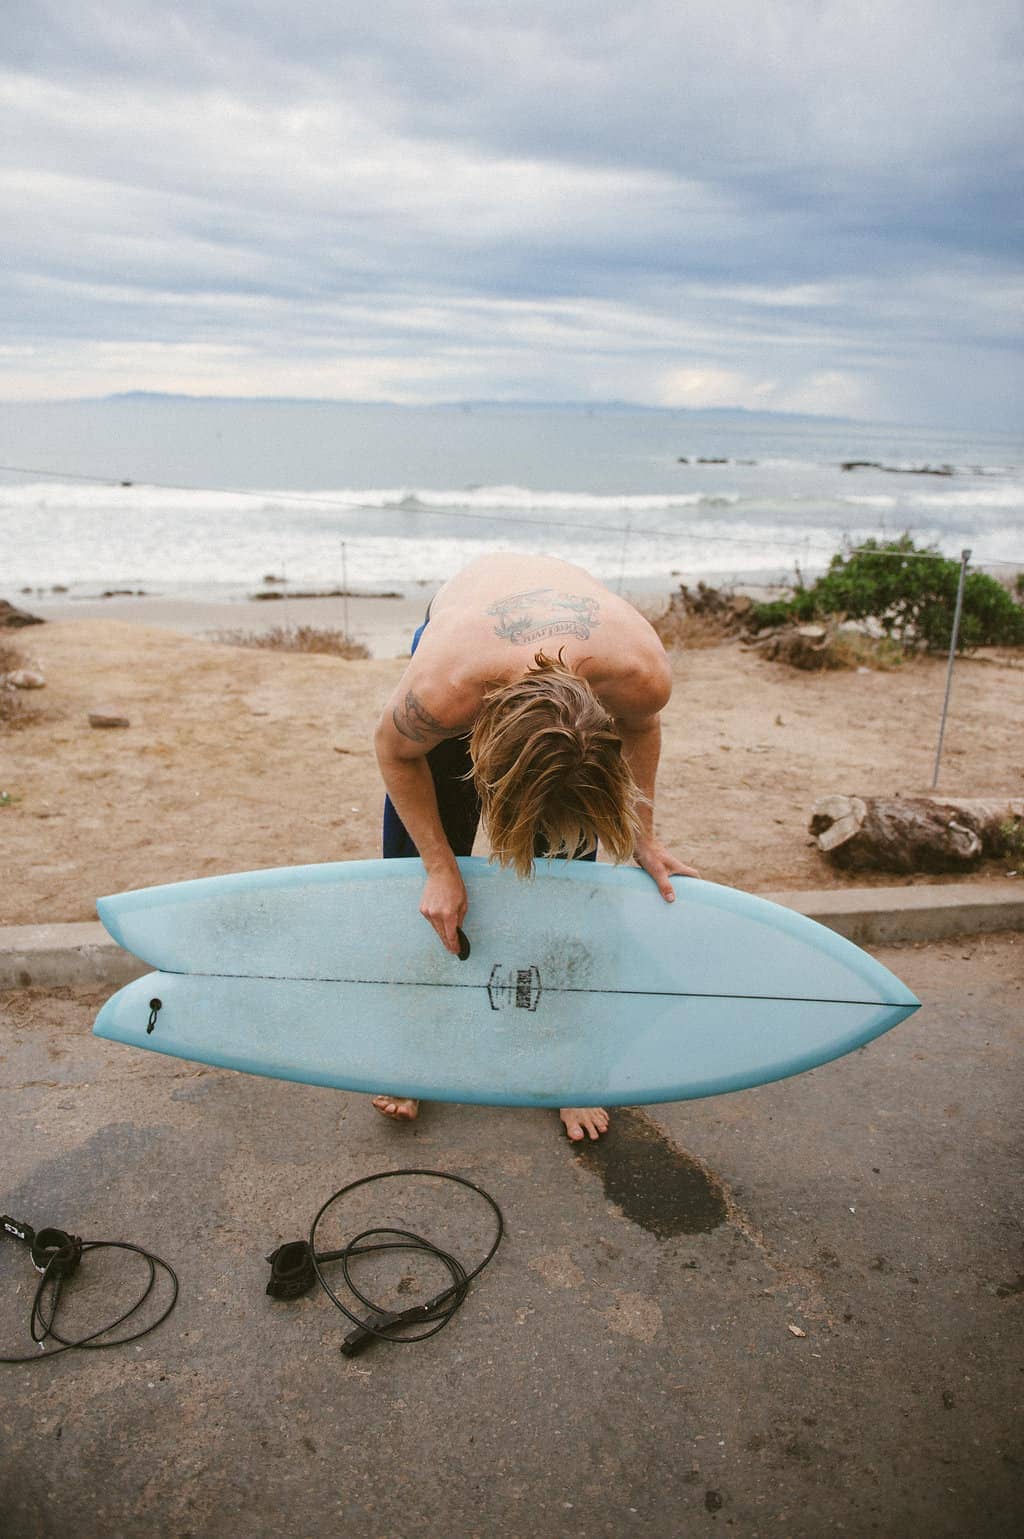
573, 1107, 728, 1237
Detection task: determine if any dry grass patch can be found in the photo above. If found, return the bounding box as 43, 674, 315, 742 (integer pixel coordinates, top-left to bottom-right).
828, 630, 905, 671
645, 583, 756, 651
0, 640, 43, 728
649, 611, 736, 650
211, 624, 370, 660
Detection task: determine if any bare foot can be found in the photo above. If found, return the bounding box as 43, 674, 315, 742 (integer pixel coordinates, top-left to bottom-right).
372, 1094, 420, 1122
560, 1107, 609, 1141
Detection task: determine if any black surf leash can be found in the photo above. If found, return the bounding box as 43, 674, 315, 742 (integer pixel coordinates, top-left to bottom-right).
0, 1213, 179, 1363
265, 1168, 503, 1356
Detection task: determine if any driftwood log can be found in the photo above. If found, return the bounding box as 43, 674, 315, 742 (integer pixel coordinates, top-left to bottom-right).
746, 622, 840, 670
810, 796, 1024, 873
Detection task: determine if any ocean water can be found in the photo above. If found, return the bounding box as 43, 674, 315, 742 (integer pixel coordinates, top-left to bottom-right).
2, 399, 1022, 600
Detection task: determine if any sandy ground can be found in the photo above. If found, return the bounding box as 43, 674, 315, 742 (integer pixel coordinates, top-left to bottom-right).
3, 607, 1023, 926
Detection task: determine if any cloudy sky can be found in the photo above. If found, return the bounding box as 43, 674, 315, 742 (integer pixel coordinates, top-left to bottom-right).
3, 0, 1022, 426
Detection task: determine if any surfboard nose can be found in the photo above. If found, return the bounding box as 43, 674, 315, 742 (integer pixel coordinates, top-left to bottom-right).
891, 979, 921, 1010
96, 893, 130, 953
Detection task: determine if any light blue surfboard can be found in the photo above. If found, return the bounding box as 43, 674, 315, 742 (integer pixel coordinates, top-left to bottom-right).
93, 857, 919, 1106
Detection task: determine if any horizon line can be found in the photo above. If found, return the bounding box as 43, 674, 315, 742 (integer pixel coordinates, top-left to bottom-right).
2, 389, 864, 424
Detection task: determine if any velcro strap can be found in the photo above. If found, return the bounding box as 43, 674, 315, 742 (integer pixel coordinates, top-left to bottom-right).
30, 1228, 83, 1277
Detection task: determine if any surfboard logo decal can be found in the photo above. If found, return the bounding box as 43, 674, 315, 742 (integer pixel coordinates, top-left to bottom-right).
487, 964, 542, 1011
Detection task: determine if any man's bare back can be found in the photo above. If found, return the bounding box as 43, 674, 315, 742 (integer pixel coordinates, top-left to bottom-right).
391, 553, 671, 741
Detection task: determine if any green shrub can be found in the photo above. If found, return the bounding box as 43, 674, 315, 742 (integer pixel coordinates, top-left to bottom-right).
750, 590, 817, 629
752, 535, 1024, 651
1001, 816, 1024, 860
956, 570, 1024, 651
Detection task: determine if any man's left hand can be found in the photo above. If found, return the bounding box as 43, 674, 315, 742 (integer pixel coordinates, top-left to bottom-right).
634, 839, 701, 902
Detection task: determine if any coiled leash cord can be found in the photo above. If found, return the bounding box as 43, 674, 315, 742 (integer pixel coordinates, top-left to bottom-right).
266, 1169, 503, 1356
0, 1214, 178, 1363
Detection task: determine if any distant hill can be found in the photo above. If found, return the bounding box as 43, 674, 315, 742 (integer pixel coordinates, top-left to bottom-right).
96, 391, 856, 425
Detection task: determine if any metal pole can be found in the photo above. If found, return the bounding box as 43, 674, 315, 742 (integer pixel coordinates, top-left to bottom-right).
341, 541, 349, 637
616, 519, 631, 595
931, 548, 971, 789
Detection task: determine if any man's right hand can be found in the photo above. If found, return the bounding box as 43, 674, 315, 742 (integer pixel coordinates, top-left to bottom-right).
419, 865, 469, 954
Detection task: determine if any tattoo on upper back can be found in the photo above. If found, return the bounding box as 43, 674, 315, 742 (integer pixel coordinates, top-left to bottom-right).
392, 689, 469, 744
486, 587, 600, 645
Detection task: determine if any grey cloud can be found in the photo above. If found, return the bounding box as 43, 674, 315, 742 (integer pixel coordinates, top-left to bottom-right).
2, 1, 1022, 424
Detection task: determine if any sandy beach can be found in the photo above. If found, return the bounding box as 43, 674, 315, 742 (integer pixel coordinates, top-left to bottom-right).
3, 597, 1022, 926
23, 589, 434, 661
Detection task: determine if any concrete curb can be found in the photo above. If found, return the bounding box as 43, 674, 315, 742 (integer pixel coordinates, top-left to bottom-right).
763, 882, 1024, 947
0, 922, 150, 990
1, 882, 1021, 990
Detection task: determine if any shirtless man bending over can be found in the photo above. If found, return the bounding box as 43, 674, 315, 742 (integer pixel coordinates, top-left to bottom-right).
373, 551, 697, 1140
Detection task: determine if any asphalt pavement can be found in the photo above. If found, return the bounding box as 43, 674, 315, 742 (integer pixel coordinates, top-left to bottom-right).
1, 933, 1021, 1539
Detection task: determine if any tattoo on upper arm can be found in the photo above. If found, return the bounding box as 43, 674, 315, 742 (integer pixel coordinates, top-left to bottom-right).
392, 689, 468, 743
486, 587, 600, 645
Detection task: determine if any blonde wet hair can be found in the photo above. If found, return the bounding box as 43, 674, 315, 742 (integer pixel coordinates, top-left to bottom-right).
469, 652, 643, 877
